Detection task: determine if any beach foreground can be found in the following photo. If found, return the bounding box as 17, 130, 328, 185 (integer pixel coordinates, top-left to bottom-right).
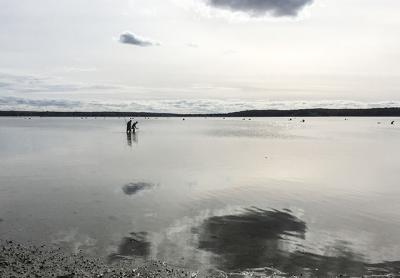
2, 240, 400, 278
0, 240, 229, 278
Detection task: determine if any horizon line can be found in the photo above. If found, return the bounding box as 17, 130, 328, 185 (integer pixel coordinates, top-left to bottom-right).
1, 107, 400, 117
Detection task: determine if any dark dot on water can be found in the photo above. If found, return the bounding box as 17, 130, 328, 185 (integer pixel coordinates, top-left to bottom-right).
0, 218, 3, 222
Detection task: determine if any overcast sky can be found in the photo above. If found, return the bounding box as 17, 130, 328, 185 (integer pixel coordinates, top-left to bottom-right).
1, 0, 400, 112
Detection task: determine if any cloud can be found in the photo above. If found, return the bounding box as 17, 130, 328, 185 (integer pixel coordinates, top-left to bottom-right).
2, 96, 400, 113
204, 0, 314, 17
0, 72, 118, 94
187, 43, 199, 48
119, 32, 159, 47
1, 73, 399, 113
0, 96, 81, 110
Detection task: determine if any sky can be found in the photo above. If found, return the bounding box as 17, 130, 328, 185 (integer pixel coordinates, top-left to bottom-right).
0, 0, 400, 113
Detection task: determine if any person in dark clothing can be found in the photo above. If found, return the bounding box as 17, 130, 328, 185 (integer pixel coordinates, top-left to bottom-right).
126, 120, 132, 134
131, 121, 138, 132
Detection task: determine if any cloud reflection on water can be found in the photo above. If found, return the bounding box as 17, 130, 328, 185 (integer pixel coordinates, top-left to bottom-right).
192, 207, 390, 277
108, 232, 150, 263
102, 206, 400, 276
122, 182, 154, 196
193, 207, 306, 270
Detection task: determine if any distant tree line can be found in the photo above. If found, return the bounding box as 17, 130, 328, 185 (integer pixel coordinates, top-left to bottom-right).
1, 108, 400, 117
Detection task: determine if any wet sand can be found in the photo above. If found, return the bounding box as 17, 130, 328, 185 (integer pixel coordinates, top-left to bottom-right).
2, 239, 400, 278
0, 240, 221, 278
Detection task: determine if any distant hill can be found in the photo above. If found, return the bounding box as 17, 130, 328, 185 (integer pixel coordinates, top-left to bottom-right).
1, 108, 400, 117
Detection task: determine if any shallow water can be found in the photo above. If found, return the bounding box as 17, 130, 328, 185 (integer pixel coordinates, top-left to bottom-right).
1, 117, 400, 276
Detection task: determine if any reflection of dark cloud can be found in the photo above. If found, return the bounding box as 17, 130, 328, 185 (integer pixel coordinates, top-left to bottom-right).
194, 207, 306, 270
108, 232, 150, 262
122, 182, 154, 196
50, 229, 97, 255
193, 207, 375, 276
291, 241, 366, 277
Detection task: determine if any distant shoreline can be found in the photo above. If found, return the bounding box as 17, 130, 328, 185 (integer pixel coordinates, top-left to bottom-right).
1, 108, 400, 118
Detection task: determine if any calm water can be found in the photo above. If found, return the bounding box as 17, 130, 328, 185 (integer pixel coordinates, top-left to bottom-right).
1, 117, 400, 276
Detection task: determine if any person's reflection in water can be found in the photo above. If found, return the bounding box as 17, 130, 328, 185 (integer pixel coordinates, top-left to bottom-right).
132, 131, 138, 143
126, 132, 132, 146
126, 131, 138, 147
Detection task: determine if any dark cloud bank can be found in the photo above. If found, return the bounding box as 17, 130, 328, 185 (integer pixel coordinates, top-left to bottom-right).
119, 32, 158, 47
205, 0, 313, 17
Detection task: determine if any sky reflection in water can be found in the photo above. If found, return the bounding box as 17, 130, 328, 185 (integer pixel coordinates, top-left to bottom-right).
1, 117, 400, 276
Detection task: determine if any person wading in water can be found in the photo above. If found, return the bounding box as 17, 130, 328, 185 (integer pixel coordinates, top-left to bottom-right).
126, 119, 132, 134
131, 121, 138, 133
